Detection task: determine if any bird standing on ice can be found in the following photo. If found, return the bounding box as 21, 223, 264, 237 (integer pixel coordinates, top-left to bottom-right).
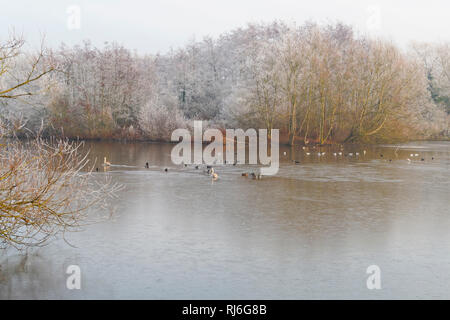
103, 157, 111, 167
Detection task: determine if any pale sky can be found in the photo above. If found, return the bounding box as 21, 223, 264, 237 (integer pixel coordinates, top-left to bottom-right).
2, 0, 450, 53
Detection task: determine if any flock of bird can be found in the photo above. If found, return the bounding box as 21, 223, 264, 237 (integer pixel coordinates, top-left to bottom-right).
99, 146, 434, 180
286, 146, 435, 164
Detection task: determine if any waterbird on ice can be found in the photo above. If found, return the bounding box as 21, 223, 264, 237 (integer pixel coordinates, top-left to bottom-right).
103, 157, 111, 167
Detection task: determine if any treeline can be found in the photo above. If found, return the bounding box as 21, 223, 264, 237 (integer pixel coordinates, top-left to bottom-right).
1, 21, 449, 144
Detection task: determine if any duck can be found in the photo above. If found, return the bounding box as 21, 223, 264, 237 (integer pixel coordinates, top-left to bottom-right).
103, 157, 111, 167
250, 172, 262, 180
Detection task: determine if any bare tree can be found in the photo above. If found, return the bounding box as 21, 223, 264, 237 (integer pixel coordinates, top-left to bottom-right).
0, 36, 120, 249
0, 125, 119, 249
0, 33, 53, 100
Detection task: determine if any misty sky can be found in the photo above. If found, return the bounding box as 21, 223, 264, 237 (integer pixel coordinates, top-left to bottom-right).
2, 0, 450, 53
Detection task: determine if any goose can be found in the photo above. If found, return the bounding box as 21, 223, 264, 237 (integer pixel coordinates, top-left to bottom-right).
103, 157, 111, 166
